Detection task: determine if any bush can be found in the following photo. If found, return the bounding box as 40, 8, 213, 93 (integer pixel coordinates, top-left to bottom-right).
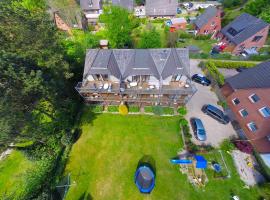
220, 139, 235, 151
179, 118, 189, 127
177, 106, 187, 116
209, 60, 256, 69
128, 106, 140, 113
119, 104, 128, 115
89, 105, 103, 112
151, 18, 167, 23
162, 107, 174, 115
178, 31, 193, 39
194, 34, 211, 40
182, 124, 192, 139
217, 101, 228, 109
107, 105, 118, 112
234, 141, 253, 154
144, 106, 153, 113
153, 106, 163, 115
205, 61, 225, 86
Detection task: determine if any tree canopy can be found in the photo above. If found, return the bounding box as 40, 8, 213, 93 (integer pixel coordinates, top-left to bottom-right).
99, 6, 139, 48
244, 0, 270, 23
138, 28, 162, 48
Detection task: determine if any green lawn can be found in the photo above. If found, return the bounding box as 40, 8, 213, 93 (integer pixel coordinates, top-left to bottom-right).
0, 150, 34, 198
64, 110, 263, 200
177, 38, 217, 54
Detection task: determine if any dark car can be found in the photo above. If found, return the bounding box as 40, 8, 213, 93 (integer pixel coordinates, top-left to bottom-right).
191, 74, 211, 86
236, 67, 247, 72
191, 118, 206, 141
202, 104, 230, 124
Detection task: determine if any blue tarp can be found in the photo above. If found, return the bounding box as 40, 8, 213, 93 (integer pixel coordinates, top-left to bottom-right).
195, 155, 207, 169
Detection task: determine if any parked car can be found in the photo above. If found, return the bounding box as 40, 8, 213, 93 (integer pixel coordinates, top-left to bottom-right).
191, 118, 206, 141
191, 74, 211, 86
202, 104, 230, 124
236, 67, 248, 72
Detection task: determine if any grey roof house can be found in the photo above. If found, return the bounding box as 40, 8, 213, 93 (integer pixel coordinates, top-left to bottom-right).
220, 13, 269, 54
194, 6, 218, 29
112, 0, 134, 11
80, 0, 102, 24
76, 48, 196, 106
145, 0, 178, 17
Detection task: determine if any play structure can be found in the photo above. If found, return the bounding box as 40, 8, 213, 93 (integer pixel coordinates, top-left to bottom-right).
134, 165, 155, 193
170, 155, 208, 187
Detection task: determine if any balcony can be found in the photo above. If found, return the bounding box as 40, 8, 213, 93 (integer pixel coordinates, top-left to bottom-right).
76, 80, 197, 96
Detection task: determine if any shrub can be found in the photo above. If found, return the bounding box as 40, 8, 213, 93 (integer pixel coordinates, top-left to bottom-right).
234, 141, 253, 154
162, 107, 174, 115
209, 60, 256, 69
128, 106, 140, 113
188, 141, 199, 153
144, 106, 153, 113
89, 105, 103, 112
119, 104, 128, 115
153, 106, 163, 115
217, 101, 228, 109
107, 105, 118, 112
182, 124, 192, 139
177, 106, 187, 116
194, 34, 211, 40
178, 31, 193, 39
179, 118, 189, 127
205, 61, 225, 86
220, 139, 235, 151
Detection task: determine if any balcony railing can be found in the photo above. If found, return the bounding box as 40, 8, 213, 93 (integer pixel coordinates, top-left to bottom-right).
76, 80, 197, 96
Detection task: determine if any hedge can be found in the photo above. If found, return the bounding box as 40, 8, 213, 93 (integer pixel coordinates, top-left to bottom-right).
107, 105, 119, 112
209, 60, 257, 69
162, 107, 174, 115
128, 106, 140, 113
205, 61, 225, 86
89, 105, 103, 112
144, 106, 154, 113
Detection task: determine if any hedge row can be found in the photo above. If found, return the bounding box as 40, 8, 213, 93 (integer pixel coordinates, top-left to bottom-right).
209, 60, 257, 69
144, 106, 175, 115
128, 106, 140, 113
89, 105, 103, 112
107, 105, 119, 112
205, 61, 225, 86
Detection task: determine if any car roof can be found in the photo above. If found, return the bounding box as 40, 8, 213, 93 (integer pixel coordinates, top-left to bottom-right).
196, 74, 205, 77
194, 118, 204, 130
206, 104, 223, 115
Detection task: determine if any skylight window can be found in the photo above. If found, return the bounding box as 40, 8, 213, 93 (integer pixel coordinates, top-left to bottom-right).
227, 28, 238, 36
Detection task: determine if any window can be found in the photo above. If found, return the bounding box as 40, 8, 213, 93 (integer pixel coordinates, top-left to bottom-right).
247, 122, 258, 132
259, 107, 270, 118
252, 36, 263, 42
232, 98, 240, 105
249, 94, 260, 103
239, 109, 248, 117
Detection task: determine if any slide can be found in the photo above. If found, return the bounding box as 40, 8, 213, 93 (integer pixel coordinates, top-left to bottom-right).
170, 159, 192, 164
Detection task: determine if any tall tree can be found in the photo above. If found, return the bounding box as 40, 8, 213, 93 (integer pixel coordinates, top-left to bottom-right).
138, 29, 162, 48
99, 6, 139, 48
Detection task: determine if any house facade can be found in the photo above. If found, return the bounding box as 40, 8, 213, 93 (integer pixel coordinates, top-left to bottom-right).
76, 48, 196, 107
80, 0, 102, 24
194, 6, 221, 37
112, 0, 134, 12
145, 0, 178, 18
221, 61, 270, 167
169, 17, 187, 32
219, 13, 269, 55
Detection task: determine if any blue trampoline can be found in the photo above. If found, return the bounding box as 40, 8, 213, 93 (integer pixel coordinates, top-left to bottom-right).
134, 166, 155, 193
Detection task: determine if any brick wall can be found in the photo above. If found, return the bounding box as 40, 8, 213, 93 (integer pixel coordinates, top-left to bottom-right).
222, 87, 270, 153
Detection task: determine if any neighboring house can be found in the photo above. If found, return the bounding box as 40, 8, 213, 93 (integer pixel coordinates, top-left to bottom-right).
80, 0, 102, 24
76, 48, 196, 106
145, 0, 178, 18
169, 17, 187, 32
112, 0, 134, 12
219, 13, 269, 55
194, 6, 221, 37
184, 1, 221, 11
221, 61, 270, 167
135, 5, 146, 17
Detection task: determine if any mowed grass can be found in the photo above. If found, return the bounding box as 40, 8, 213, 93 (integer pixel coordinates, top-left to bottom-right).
64, 110, 263, 200
0, 150, 34, 197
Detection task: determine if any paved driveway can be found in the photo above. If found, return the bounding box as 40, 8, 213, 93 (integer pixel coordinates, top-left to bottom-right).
186, 60, 237, 147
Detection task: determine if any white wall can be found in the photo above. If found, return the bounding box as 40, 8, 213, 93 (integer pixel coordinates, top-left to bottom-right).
163, 76, 172, 85
109, 75, 119, 82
